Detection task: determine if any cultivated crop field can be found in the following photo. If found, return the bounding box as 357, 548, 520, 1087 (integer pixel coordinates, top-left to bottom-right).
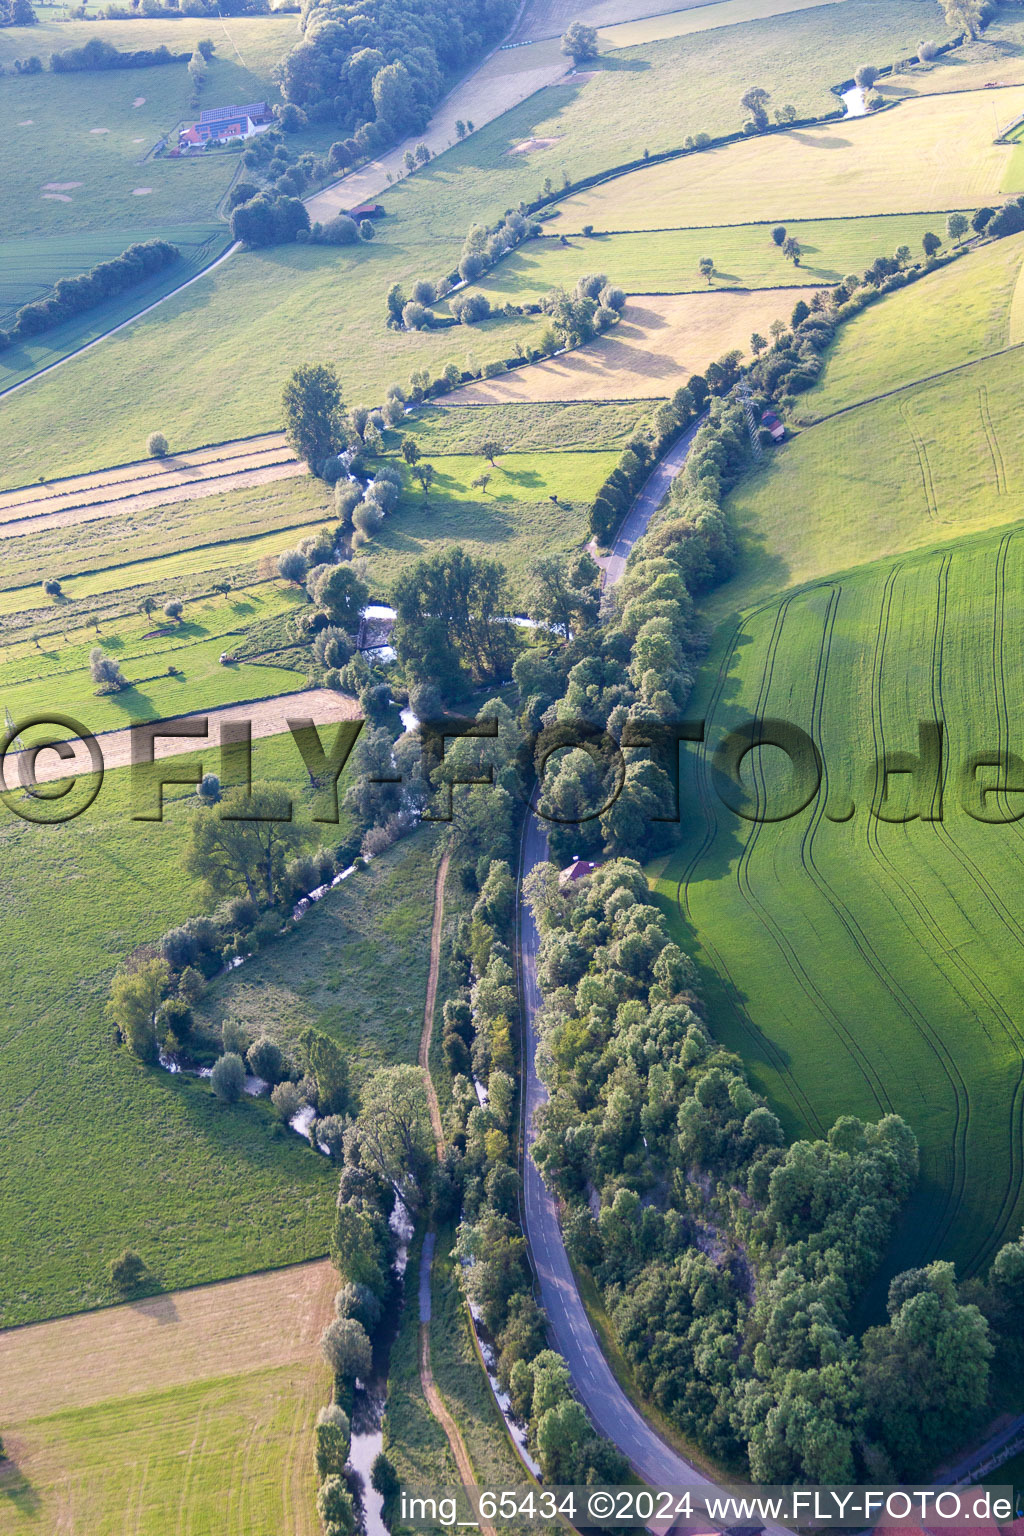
657, 525, 1024, 1281
798, 229, 1024, 418
450, 289, 821, 403
717, 344, 1023, 615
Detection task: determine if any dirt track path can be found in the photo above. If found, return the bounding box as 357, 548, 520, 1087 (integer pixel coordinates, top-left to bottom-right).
7, 687, 361, 788
0, 434, 305, 538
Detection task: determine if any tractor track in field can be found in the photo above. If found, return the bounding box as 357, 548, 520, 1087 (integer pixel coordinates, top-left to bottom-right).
954, 530, 1024, 1270
925, 545, 1024, 1269
733, 587, 892, 1118
676, 598, 826, 1136
899, 398, 939, 521
863, 563, 980, 1260
978, 384, 1007, 495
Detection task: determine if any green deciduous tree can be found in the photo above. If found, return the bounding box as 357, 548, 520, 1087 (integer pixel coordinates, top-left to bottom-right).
282, 362, 344, 476
107, 957, 169, 1063
560, 19, 598, 62
184, 782, 301, 906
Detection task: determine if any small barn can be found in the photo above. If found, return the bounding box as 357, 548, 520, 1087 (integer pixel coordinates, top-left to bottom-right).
349, 202, 386, 220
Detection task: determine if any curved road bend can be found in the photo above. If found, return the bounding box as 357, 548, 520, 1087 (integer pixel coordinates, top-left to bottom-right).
516, 422, 790, 1535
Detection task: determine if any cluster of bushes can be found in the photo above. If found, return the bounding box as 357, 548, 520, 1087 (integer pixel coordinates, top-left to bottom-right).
524, 858, 997, 1482
0, 240, 179, 351
51, 35, 185, 69
230, 191, 310, 247
279, 0, 516, 148
308, 212, 376, 245
0, 0, 36, 25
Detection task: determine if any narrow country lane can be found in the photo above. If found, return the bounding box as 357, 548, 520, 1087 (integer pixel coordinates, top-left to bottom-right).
516, 422, 792, 1536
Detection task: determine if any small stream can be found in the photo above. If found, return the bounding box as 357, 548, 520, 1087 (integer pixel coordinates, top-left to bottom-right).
348, 1197, 416, 1536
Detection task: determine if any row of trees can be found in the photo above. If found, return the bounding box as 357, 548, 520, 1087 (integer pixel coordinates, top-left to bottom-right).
523, 859, 1003, 1480
0, 0, 36, 24
0, 240, 179, 351
50, 34, 185, 68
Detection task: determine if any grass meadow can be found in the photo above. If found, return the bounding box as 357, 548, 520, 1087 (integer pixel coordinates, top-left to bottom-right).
0, 733, 438, 1329
0, 18, 300, 238
713, 345, 1023, 616
358, 449, 616, 600
192, 825, 441, 1089
656, 525, 1024, 1288
403, 399, 648, 454
0, 0, 954, 484
797, 230, 1024, 419
468, 214, 968, 299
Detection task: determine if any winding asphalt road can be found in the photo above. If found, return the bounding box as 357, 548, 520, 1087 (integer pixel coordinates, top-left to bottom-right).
515, 422, 789, 1535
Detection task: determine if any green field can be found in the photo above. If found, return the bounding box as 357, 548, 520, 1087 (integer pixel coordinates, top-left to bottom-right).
193, 826, 441, 1088
0, 0, 952, 485
403, 399, 648, 454
0, 475, 331, 614
714, 345, 1023, 616
657, 524, 1024, 1282
470, 215, 970, 300
0, 620, 308, 733
797, 231, 1024, 421
0, 731, 448, 1328
0, 224, 229, 390
359, 449, 615, 600
1, 1363, 327, 1535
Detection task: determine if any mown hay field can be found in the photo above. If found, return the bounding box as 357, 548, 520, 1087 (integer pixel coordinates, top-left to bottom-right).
0, 1261, 333, 1535
656, 526, 1024, 1284
554, 86, 1024, 232
798, 231, 1024, 420
449, 289, 820, 404
469, 214, 963, 301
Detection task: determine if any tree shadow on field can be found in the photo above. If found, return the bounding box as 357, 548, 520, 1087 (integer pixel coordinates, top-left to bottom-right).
787, 131, 852, 149
128, 1289, 180, 1324
0, 1448, 41, 1518
594, 55, 650, 72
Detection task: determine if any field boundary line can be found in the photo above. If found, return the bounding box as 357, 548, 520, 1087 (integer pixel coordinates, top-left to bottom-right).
0, 431, 291, 499
0, 1253, 332, 1338
554, 208, 972, 235
799, 339, 1024, 427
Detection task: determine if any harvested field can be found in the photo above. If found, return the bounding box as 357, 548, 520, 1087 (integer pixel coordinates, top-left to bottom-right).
0, 433, 304, 537
449, 289, 820, 402
0, 1258, 334, 1422
554, 86, 1024, 230
7, 686, 363, 786
0, 1262, 333, 1536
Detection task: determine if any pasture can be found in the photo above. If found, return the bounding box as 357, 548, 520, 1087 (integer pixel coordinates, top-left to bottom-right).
0, 1260, 332, 1535
450, 289, 820, 404
469, 215, 964, 300
711, 345, 1023, 617
798, 231, 1024, 420
656, 523, 1024, 1282
193, 826, 440, 1085
0, 0, 949, 480
554, 86, 1024, 231
595, 0, 851, 49
359, 452, 613, 601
